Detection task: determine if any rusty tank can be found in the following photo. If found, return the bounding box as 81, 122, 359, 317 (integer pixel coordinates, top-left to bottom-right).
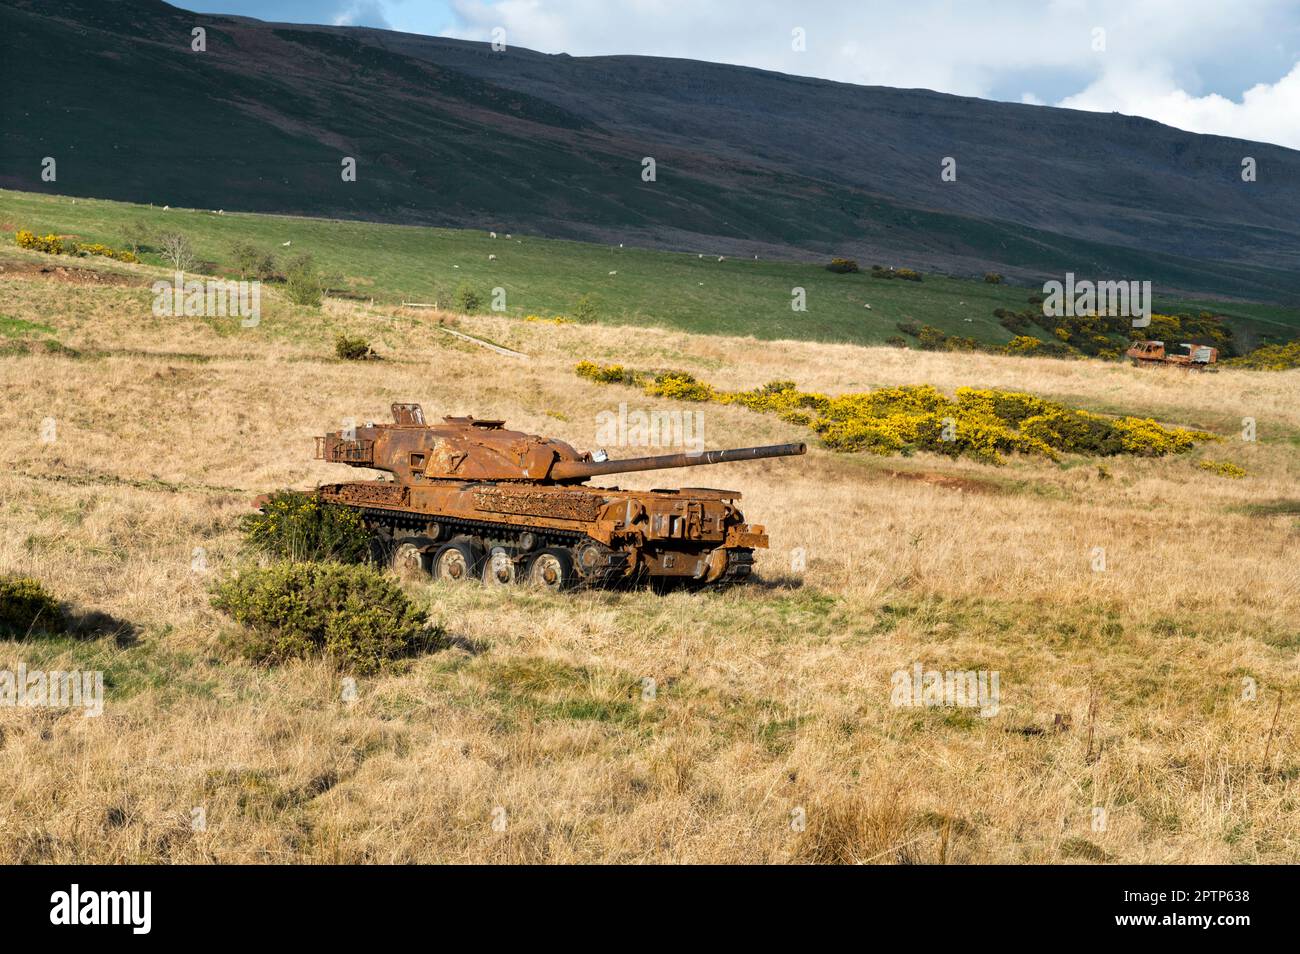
310, 403, 806, 590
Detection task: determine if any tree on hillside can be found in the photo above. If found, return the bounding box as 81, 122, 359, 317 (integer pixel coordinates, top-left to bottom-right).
231, 240, 276, 280
158, 231, 195, 273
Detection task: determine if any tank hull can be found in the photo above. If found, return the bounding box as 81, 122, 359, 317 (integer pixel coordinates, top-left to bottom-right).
317, 478, 768, 589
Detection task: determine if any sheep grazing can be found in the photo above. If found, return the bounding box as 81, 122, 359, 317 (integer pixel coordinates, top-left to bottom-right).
488, 254, 497, 261
490, 231, 497, 239
609, 270, 617, 276
717, 256, 725, 262
281, 241, 291, 247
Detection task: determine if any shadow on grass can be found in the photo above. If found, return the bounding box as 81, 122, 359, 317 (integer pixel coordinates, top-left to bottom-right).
62, 606, 141, 647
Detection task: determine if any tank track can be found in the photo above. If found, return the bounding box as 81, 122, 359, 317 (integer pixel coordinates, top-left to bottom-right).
720, 548, 755, 584
356, 505, 627, 585
353, 505, 751, 590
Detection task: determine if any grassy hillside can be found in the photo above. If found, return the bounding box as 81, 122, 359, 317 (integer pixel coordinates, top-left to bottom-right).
0, 227, 1298, 862
4, 189, 1299, 351
5, 0, 1300, 302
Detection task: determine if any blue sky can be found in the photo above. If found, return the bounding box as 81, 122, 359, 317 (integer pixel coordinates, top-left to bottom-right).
177, 0, 1300, 148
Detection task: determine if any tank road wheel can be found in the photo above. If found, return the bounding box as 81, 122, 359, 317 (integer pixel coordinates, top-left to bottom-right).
481, 548, 519, 587
390, 536, 434, 580
527, 547, 575, 591
432, 540, 483, 584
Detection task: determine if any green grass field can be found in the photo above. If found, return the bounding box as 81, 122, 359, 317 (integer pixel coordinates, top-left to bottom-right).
3, 189, 1298, 349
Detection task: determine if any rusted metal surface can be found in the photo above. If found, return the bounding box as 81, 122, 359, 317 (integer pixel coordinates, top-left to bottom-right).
322, 481, 410, 508
299, 403, 804, 590
549, 442, 806, 481
473, 487, 605, 521
1126, 340, 1218, 370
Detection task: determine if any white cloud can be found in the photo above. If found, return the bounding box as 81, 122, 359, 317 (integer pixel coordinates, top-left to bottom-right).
1057, 62, 1300, 149
438, 0, 1300, 149
332, 1, 391, 28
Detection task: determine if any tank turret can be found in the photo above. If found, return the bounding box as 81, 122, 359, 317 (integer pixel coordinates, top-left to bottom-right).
316, 404, 806, 484
307, 403, 804, 591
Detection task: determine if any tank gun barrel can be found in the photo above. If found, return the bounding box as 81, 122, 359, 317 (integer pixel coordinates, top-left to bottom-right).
549, 442, 806, 481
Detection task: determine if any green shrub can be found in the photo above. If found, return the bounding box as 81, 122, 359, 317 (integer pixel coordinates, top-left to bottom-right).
241, 490, 372, 563
1019, 408, 1127, 456
231, 241, 276, 280
884, 336, 908, 348
998, 311, 1033, 334
573, 293, 599, 323
212, 562, 438, 674
0, 575, 64, 638
895, 268, 923, 282
984, 272, 1004, 284
454, 284, 482, 314
334, 334, 375, 361
917, 325, 949, 350
826, 258, 859, 274
284, 253, 323, 306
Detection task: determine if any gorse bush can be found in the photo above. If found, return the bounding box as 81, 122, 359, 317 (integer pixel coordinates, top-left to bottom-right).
17, 227, 140, 261
1224, 341, 1300, 370
454, 284, 482, 314
870, 265, 923, 281
1198, 459, 1248, 478
72, 242, 138, 264
241, 490, 372, 563
334, 334, 375, 360
15, 229, 65, 254
0, 575, 64, 639
826, 258, 859, 273
212, 562, 439, 674
575, 360, 644, 386
645, 370, 716, 402
284, 253, 322, 306
896, 322, 982, 353
574, 364, 1216, 464
992, 309, 1233, 362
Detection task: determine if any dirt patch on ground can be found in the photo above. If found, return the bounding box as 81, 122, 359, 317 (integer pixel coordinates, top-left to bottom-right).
0, 260, 139, 286
882, 469, 1003, 494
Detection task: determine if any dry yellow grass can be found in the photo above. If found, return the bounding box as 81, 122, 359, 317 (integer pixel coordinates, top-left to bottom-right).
1, 249, 1297, 863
